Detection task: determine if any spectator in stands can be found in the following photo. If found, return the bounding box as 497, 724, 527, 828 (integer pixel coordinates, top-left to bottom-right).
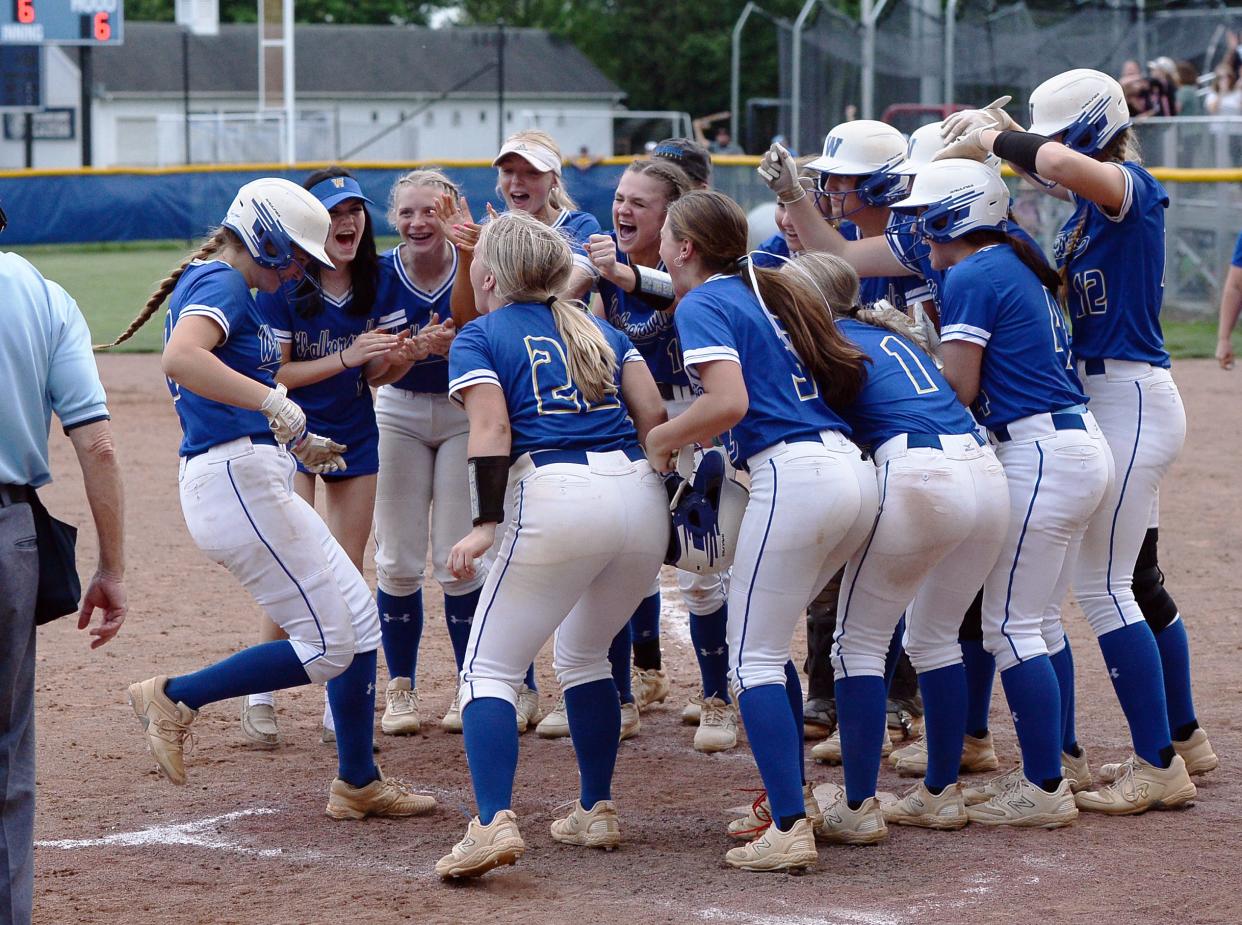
1206, 63, 1242, 116
1175, 60, 1205, 116
1217, 229, 1242, 371
709, 126, 743, 155
1121, 59, 1159, 119
1147, 56, 1179, 116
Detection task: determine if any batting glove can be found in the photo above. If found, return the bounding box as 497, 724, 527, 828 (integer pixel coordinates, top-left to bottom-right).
940, 96, 1017, 142
259, 384, 307, 445
933, 127, 993, 164
291, 432, 348, 474
757, 143, 809, 204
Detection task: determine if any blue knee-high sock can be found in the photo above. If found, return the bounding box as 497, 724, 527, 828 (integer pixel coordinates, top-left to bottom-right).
784, 660, 805, 784
564, 679, 622, 808
524, 664, 537, 691
1048, 638, 1078, 755
462, 697, 520, 825
377, 589, 423, 682
164, 640, 310, 711
608, 624, 634, 704
629, 591, 661, 645
999, 657, 1063, 786
325, 649, 379, 788
737, 684, 805, 827
917, 665, 967, 791
834, 675, 887, 805
689, 607, 730, 702
960, 640, 995, 737
883, 617, 905, 691
443, 588, 482, 673
1097, 623, 1173, 767
1154, 617, 1199, 737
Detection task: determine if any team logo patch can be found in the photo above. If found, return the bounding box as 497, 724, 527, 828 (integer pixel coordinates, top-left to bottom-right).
331, 177, 346, 189
826, 135, 844, 158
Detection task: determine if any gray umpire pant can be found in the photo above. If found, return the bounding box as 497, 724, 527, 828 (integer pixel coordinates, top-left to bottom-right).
0, 498, 38, 925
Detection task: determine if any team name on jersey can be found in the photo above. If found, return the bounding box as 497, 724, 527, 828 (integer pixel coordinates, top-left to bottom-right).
1052, 230, 1092, 263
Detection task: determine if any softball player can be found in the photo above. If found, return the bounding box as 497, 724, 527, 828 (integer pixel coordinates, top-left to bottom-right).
645, 190, 878, 872
791, 252, 1009, 840
577, 159, 737, 750
116, 178, 434, 819
243, 168, 408, 747
434, 211, 668, 880
368, 169, 518, 736
888, 159, 1116, 828
449, 129, 601, 331
942, 71, 1212, 812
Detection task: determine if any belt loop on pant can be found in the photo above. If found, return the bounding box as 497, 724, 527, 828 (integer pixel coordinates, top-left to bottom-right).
0, 483, 31, 507
1083, 358, 1106, 376
184, 433, 280, 462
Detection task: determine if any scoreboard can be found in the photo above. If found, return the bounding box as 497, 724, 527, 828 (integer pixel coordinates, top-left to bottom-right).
0, 0, 123, 45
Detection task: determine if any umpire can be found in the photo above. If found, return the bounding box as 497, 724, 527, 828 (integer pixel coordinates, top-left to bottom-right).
0, 202, 127, 925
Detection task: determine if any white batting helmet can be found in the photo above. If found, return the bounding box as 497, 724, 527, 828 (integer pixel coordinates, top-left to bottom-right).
665, 446, 748, 576
807, 120, 908, 207
1027, 68, 1131, 157
223, 178, 333, 271
890, 159, 1009, 242
894, 121, 1001, 175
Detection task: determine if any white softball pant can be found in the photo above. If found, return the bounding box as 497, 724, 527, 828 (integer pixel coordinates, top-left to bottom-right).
1072, 362, 1186, 636
664, 388, 728, 615
831, 433, 1010, 680
178, 437, 381, 684
982, 412, 1113, 672
459, 449, 669, 711
373, 387, 484, 597
730, 431, 878, 693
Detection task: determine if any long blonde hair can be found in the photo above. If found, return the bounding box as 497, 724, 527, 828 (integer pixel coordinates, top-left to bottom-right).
786, 251, 936, 355
97, 227, 234, 350
497, 129, 578, 211
387, 167, 460, 227
473, 211, 615, 404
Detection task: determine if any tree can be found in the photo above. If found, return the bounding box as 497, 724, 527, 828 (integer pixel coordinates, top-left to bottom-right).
125, 0, 447, 25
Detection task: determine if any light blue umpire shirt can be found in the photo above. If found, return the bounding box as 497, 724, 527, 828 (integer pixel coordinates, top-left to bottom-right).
0, 252, 110, 487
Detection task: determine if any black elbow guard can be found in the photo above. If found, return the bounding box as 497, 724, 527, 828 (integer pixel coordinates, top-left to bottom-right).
468, 456, 509, 526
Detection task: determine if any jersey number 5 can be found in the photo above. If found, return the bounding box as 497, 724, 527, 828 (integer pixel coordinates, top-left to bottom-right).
525, 335, 620, 415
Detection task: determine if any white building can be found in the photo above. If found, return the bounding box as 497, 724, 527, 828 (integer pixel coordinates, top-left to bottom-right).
0, 23, 626, 169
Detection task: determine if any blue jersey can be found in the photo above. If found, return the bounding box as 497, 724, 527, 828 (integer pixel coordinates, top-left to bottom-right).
841, 220, 922, 310
1054, 161, 1170, 367
835, 318, 976, 449
752, 232, 790, 269
376, 245, 456, 393
675, 274, 850, 465
447, 302, 643, 457
1232, 229, 1242, 268
597, 234, 688, 388
164, 261, 281, 457
939, 245, 1087, 428
257, 286, 402, 475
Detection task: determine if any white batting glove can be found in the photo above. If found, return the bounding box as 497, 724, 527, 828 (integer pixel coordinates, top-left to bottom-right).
940, 96, 1017, 142
291, 432, 348, 474
757, 143, 807, 204
259, 384, 307, 445
933, 127, 993, 163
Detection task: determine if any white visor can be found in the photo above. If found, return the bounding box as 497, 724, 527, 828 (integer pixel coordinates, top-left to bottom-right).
493, 140, 562, 174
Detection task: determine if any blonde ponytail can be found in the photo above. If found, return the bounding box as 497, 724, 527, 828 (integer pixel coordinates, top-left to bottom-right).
549, 298, 617, 405
97, 228, 231, 350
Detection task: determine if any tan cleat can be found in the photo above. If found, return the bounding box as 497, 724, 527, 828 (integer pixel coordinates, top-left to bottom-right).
128, 676, 197, 786
619, 702, 642, 741
632, 667, 671, 711
815, 795, 888, 845
325, 769, 437, 820
682, 698, 702, 725
515, 684, 542, 733
725, 818, 817, 873
811, 727, 892, 766
1098, 729, 1218, 783
883, 781, 969, 830
963, 766, 1023, 806
965, 774, 1077, 829
1074, 754, 1196, 815
727, 784, 823, 840
891, 733, 999, 777
436, 810, 525, 880
1062, 749, 1092, 793
240, 697, 280, 748
694, 696, 738, 753
440, 688, 463, 733
536, 696, 570, 738
380, 677, 421, 735
550, 799, 621, 850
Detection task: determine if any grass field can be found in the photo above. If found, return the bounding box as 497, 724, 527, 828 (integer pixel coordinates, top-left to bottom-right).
11, 241, 1222, 358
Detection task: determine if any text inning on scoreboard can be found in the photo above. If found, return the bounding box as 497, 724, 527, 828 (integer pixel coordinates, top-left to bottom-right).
1, 0, 123, 45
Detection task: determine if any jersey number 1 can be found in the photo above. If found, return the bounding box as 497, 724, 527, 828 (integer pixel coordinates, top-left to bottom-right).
880, 335, 939, 395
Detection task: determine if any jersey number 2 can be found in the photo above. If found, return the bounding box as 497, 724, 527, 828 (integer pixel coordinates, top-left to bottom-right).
525, 336, 620, 415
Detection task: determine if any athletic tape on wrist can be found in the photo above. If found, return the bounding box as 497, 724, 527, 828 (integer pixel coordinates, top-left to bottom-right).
468, 455, 509, 526
632, 264, 675, 309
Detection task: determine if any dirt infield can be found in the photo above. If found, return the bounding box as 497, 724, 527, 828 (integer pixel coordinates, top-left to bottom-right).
30, 355, 1238, 925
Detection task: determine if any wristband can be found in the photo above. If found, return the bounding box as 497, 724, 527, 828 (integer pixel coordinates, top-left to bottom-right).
631, 264, 675, 310
468, 455, 509, 526
339, 351, 350, 369
991, 130, 1054, 176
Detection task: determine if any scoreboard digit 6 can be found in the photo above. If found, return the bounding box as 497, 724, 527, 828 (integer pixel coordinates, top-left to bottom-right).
1, 0, 123, 44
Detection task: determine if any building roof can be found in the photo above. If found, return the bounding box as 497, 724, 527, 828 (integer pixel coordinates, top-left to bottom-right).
92, 23, 624, 100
